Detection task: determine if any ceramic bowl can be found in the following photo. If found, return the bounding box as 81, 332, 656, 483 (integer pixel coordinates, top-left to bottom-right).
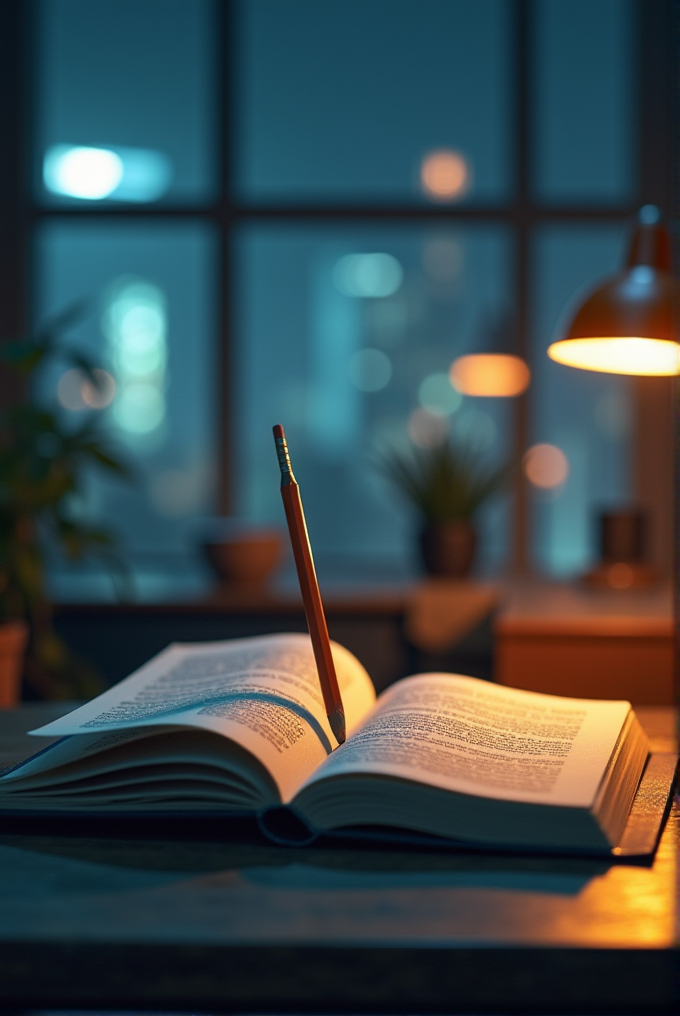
202, 529, 283, 586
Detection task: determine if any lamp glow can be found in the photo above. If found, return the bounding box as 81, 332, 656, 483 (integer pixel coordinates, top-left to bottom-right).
548, 336, 680, 376
450, 354, 531, 397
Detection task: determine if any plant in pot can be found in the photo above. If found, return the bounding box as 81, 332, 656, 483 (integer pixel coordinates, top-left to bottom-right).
378, 433, 513, 577
0, 307, 129, 704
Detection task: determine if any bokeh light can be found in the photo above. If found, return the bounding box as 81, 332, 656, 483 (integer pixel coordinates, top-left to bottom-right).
420, 150, 469, 201
58, 369, 88, 411
418, 372, 462, 416
450, 354, 531, 397
44, 144, 172, 202
333, 253, 403, 298
58, 368, 116, 411
408, 407, 448, 448
523, 443, 569, 489
44, 146, 123, 200
103, 278, 168, 436
81, 369, 116, 408
112, 384, 165, 434
348, 348, 392, 391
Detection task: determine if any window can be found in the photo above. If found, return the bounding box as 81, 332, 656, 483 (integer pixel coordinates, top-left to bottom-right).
0, 0, 671, 593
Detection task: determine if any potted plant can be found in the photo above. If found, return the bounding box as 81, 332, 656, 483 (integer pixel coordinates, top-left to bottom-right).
378, 434, 513, 577
0, 306, 129, 703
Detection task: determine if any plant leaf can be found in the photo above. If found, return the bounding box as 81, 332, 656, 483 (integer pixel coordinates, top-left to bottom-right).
376, 437, 515, 522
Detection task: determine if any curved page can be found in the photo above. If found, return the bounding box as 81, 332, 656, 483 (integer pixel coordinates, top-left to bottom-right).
28, 634, 376, 802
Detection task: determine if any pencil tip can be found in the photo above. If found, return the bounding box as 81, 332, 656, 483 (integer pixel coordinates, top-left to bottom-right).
329, 709, 346, 746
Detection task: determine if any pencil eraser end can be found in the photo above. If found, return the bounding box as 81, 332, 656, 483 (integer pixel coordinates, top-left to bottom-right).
273, 424, 285, 440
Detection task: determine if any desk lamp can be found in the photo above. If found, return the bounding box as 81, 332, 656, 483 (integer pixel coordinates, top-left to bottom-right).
547, 204, 678, 669
548, 206, 679, 376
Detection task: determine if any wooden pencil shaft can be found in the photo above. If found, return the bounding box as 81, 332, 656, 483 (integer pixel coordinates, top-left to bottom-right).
273, 423, 346, 744
280, 483, 344, 716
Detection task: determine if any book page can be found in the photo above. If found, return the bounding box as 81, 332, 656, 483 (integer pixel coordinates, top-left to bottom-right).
296, 673, 632, 808
27, 634, 376, 801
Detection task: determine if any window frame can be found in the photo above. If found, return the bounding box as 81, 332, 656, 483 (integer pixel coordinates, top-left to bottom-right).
0, 0, 673, 575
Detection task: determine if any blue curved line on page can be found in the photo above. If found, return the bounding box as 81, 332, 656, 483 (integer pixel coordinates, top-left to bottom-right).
193, 691, 333, 755
76, 690, 334, 756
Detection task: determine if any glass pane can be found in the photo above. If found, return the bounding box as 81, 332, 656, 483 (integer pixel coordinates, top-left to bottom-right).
530, 224, 632, 576
236, 0, 511, 205
533, 0, 635, 204
35, 220, 218, 572
235, 223, 513, 577
36, 0, 216, 206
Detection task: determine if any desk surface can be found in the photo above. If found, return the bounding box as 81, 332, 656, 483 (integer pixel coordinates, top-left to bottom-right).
0, 703, 678, 1014
496, 580, 673, 636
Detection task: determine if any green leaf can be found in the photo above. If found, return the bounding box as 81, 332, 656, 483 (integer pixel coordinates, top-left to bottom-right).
376, 437, 515, 523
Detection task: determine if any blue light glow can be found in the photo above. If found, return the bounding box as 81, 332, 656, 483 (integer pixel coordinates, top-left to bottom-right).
333, 253, 403, 298
348, 348, 392, 391
44, 146, 123, 200
104, 278, 168, 436
418, 372, 462, 416
44, 145, 172, 202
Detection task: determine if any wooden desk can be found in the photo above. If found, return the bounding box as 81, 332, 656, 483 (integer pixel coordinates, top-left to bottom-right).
495, 582, 674, 705
0, 703, 677, 1014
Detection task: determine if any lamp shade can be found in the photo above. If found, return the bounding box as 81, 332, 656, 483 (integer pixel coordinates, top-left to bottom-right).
547, 209, 680, 376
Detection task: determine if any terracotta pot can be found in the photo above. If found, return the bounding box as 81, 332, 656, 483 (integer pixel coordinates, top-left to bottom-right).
0, 619, 28, 707
419, 521, 477, 577
203, 530, 283, 587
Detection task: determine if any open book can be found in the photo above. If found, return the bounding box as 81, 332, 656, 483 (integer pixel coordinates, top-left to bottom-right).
0, 634, 667, 855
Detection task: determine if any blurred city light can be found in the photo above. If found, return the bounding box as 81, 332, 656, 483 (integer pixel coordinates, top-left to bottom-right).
44, 146, 123, 200
103, 278, 168, 435
450, 354, 531, 397
408, 407, 448, 448
523, 443, 569, 488
333, 253, 403, 297
57, 367, 116, 411
348, 348, 392, 391
420, 150, 469, 201
44, 144, 172, 202
418, 372, 462, 415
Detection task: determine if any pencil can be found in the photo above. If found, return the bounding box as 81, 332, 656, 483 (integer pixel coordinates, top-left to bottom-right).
273, 424, 346, 745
